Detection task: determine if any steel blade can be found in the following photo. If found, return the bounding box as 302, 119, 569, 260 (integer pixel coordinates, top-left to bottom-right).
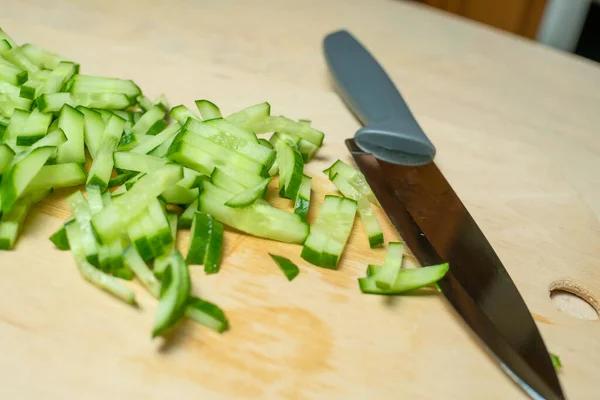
346, 138, 564, 400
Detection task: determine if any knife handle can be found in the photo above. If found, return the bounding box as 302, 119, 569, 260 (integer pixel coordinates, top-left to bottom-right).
323, 30, 435, 165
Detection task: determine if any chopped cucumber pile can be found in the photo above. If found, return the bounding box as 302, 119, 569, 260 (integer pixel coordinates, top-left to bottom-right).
0, 29, 449, 343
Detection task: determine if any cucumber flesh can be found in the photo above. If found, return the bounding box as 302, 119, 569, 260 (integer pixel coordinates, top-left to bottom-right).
226, 102, 271, 127
28, 163, 86, 191
169, 105, 200, 125
294, 175, 311, 221
225, 177, 271, 208
179, 200, 198, 229
374, 242, 404, 289
358, 263, 449, 295
185, 297, 229, 333
124, 245, 160, 298
324, 160, 380, 207
269, 253, 300, 281
275, 138, 304, 199
86, 114, 125, 188
195, 99, 222, 120
152, 250, 190, 337
56, 104, 85, 164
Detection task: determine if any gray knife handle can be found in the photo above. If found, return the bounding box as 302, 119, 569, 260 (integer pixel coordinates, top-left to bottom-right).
323, 30, 436, 165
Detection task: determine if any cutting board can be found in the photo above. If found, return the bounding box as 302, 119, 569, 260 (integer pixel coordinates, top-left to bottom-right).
1, 1, 600, 399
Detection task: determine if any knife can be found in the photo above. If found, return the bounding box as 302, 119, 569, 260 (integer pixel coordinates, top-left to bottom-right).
323, 30, 564, 400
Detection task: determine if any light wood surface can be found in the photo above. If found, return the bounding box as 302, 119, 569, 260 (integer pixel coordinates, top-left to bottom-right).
1, 0, 600, 399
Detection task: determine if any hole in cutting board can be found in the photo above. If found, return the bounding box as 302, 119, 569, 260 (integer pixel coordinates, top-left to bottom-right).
549, 280, 599, 321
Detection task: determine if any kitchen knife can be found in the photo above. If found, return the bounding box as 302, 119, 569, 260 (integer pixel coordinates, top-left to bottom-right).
323, 30, 564, 400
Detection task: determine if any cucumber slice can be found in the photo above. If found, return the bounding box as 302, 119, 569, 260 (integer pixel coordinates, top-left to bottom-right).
0, 193, 42, 250
236, 115, 324, 147
136, 95, 153, 112
56, 104, 85, 164
179, 199, 198, 229
0, 61, 28, 86
2, 108, 29, 149
69, 74, 141, 99
49, 224, 70, 250
107, 171, 138, 188
203, 118, 258, 143
19, 43, 71, 70
20, 78, 44, 100
66, 191, 99, 267
28, 163, 86, 191
65, 221, 136, 305
149, 130, 178, 158
331, 173, 383, 248
258, 138, 273, 149
0, 93, 32, 119
152, 250, 191, 337
124, 245, 160, 298
358, 263, 449, 295
324, 160, 380, 207
87, 114, 125, 188
269, 254, 300, 281
77, 107, 105, 159
185, 297, 229, 333
195, 99, 222, 120
41, 62, 77, 94
226, 102, 271, 127
154, 212, 179, 277
0, 29, 17, 48
0, 144, 15, 175
275, 138, 304, 199
86, 185, 104, 216
166, 140, 215, 176
0, 81, 20, 97
130, 123, 180, 155
204, 218, 223, 274
2, 47, 40, 75
294, 175, 311, 221
186, 212, 212, 265
131, 105, 167, 136
298, 139, 319, 162
113, 152, 167, 173
185, 118, 275, 166
91, 164, 183, 243
0, 39, 10, 51
210, 167, 247, 194
169, 104, 200, 124
198, 180, 309, 244
301, 195, 357, 269
374, 242, 404, 289
0, 146, 54, 214
225, 177, 271, 208
36, 92, 131, 113
159, 185, 198, 205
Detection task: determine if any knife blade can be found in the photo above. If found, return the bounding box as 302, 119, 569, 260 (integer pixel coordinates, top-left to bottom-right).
323, 30, 564, 400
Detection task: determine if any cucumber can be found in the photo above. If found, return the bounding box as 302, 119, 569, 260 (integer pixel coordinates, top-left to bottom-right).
41, 62, 77, 94
169, 104, 200, 124
28, 163, 86, 191
0, 39, 10, 52
86, 114, 125, 188
166, 140, 215, 176
19, 43, 71, 70
294, 175, 311, 221
0, 93, 32, 119
358, 263, 449, 295
113, 152, 167, 173
186, 212, 212, 265
56, 104, 85, 164
179, 199, 198, 229
2, 47, 40, 75
258, 138, 273, 149
36, 92, 131, 113
269, 253, 300, 281
373, 242, 404, 289
159, 185, 198, 205
152, 250, 191, 337
131, 105, 167, 136
124, 245, 160, 298
298, 139, 319, 162
130, 123, 180, 155
234, 114, 324, 147
77, 107, 105, 159
0, 81, 20, 97
0, 143, 15, 175
49, 223, 70, 250
185, 297, 229, 333
0, 146, 54, 214
195, 99, 221, 120
204, 217, 223, 274
225, 177, 271, 208
0, 61, 28, 86
0, 29, 17, 48
2, 108, 29, 148
331, 173, 383, 248
20, 79, 44, 100
91, 164, 182, 243
324, 160, 380, 207
86, 185, 104, 216
301, 195, 357, 269
210, 168, 247, 194
203, 118, 259, 143
154, 212, 179, 277
67, 191, 99, 267
137, 95, 168, 113
107, 171, 138, 188
226, 102, 271, 127
149, 131, 178, 158
0, 192, 44, 250
275, 138, 304, 199
69, 74, 141, 99
198, 180, 309, 244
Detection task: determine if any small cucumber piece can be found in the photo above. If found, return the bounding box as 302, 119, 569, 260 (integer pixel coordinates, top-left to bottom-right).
195, 99, 222, 120
225, 177, 271, 208
269, 253, 300, 281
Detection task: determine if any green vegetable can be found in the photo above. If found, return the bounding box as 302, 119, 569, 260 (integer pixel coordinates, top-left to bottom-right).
269, 253, 300, 281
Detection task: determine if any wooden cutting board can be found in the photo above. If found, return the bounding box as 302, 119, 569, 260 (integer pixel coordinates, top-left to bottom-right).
1, 1, 600, 399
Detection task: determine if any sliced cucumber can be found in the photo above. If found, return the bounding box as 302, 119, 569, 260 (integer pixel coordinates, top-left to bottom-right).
166, 140, 215, 176
49, 223, 70, 250
36, 92, 131, 113
236, 115, 324, 147
179, 200, 198, 229
269, 253, 300, 281
0, 61, 28, 86
204, 217, 223, 274
113, 152, 167, 173
130, 123, 180, 155
87, 114, 125, 188
324, 160, 380, 207
19, 78, 44, 100
67, 191, 99, 267
275, 138, 304, 199
152, 250, 190, 337
77, 106, 105, 159
28, 163, 86, 191
0, 144, 15, 175
358, 263, 449, 295
19, 43, 71, 70
0, 193, 42, 250
226, 102, 271, 127
198, 180, 309, 244
0, 93, 32, 119
69, 74, 141, 99
225, 177, 271, 208
56, 104, 85, 164
210, 167, 247, 194
169, 104, 200, 124
195, 99, 222, 120
185, 297, 229, 333
203, 117, 258, 143
186, 212, 212, 265
131, 105, 167, 136
41, 61, 77, 94
373, 242, 404, 289
154, 212, 179, 277
124, 244, 160, 298
294, 175, 311, 221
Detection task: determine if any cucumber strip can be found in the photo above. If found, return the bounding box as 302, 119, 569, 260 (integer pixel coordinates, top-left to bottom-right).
324, 160, 380, 207
0, 144, 15, 175
210, 167, 247, 194
185, 297, 229, 333
374, 242, 404, 289
65, 221, 136, 305
28, 163, 86, 191
124, 245, 160, 298
19, 43, 71, 70
0, 61, 27, 86
113, 152, 166, 173
91, 164, 183, 243
269, 253, 300, 281
2, 47, 40, 75
137, 96, 153, 112
69, 75, 141, 99
86, 114, 125, 188
203, 118, 259, 143
127, 212, 153, 261
204, 218, 223, 274
358, 263, 449, 295
10, 129, 66, 165
149, 131, 178, 158
270, 131, 300, 147
275, 138, 304, 199
0, 146, 54, 214
179, 129, 265, 176
154, 213, 178, 277
179, 199, 198, 229
301, 195, 357, 269
366, 264, 381, 277
20, 78, 44, 100
2, 108, 29, 149
226, 102, 271, 127
166, 140, 215, 176
0, 29, 17, 48
159, 185, 198, 205
67, 191, 100, 266
55, 104, 85, 164
41, 62, 77, 94
258, 138, 273, 149
86, 185, 104, 216
77, 107, 105, 159
130, 123, 180, 154
0, 193, 41, 250
236, 115, 324, 146
0, 93, 32, 119
0, 81, 20, 97
49, 223, 70, 250
0, 39, 10, 52
198, 180, 309, 244
131, 105, 167, 136
107, 172, 138, 188
36, 92, 131, 113
294, 175, 311, 221
298, 139, 319, 162
186, 212, 211, 265
152, 250, 191, 337
331, 173, 383, 248
185, 118, 275, 166
268, 161, 279, 177
225, 177, 271, 208
169, 104, 200, 124
195, 99, 222, 120
147, 199, 173, 251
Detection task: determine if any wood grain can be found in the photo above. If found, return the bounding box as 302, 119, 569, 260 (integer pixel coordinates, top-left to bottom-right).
0, 0, 599, 399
